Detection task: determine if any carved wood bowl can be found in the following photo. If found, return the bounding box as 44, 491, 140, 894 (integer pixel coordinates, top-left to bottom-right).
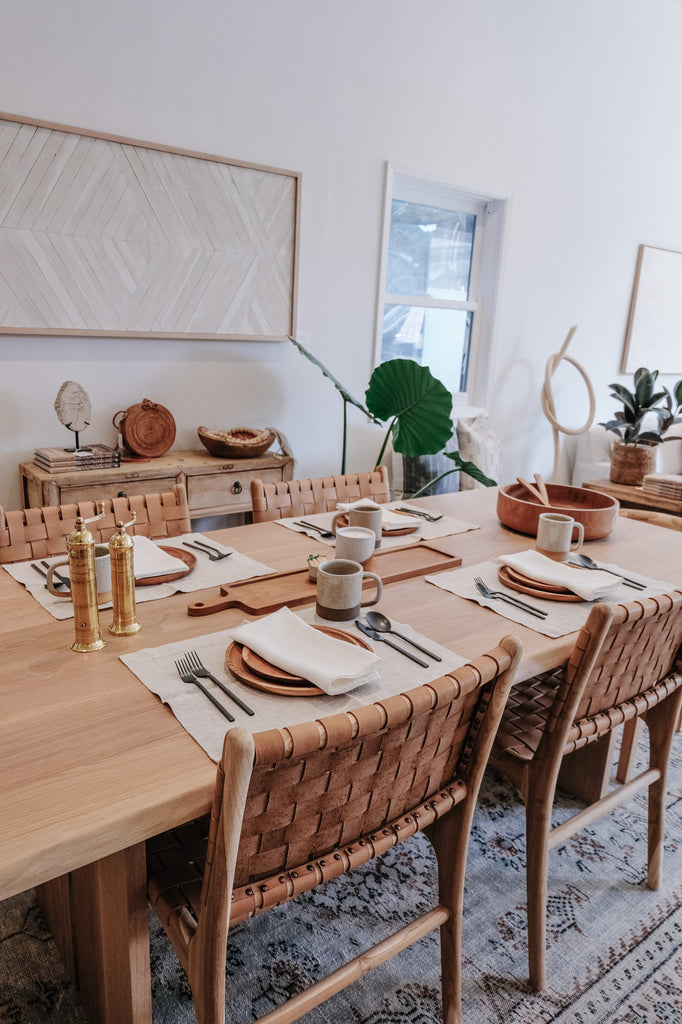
197, 426, 276, 459
496, 483, 620, 540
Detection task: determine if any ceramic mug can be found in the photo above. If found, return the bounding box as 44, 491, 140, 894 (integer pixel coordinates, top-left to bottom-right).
332, 505, 383, 549
46, 544, 113, 605
315, 558, 383, 621
334, 525, 376, 564
536, 512, 584, 562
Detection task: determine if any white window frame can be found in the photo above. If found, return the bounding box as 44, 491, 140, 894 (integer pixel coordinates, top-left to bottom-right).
374, 163, 507, 410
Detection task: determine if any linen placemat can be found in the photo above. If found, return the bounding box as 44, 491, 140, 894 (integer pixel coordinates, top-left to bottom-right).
120, 607, 466, 761
425, 558, 678, 638
3, 532, 275, 620
276, 503, 479, 550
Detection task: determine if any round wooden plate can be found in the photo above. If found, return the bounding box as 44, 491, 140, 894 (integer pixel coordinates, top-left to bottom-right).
336, 513, 419, 537
498, 565, 583, 602
502, 564, 571, 594
135, 545, 196, 586
225, 626, 373, 697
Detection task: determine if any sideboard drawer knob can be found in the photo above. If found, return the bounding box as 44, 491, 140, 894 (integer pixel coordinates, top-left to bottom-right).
232, 481, 243, 495
117, 491, 127, 497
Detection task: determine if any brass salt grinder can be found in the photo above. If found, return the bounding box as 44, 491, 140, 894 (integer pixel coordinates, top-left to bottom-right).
65, 503, 106, 653
108, 513, 141, 636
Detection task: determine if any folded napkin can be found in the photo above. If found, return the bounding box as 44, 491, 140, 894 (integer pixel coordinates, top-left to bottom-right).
229, 606, 381, 695
335, 499, 411, 533
498, 550, 619, 602
132, 535, 188, 579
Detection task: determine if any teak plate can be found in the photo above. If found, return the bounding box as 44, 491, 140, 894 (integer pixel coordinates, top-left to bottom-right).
225, 626, 372, 697
497, 565, 583, 602
135, 545, 196, 586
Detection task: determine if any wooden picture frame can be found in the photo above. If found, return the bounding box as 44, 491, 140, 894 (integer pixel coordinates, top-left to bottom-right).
621, 244, 682, 373
0, 113, 300, 341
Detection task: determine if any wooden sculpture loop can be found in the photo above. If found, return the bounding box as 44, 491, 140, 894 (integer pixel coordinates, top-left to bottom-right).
541, 326, 595, 481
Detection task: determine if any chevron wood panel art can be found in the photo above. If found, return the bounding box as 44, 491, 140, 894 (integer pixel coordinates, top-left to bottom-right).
0, 113, 300, 340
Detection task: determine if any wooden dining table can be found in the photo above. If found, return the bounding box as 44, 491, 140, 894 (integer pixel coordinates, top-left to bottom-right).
2, 485, 681, 1024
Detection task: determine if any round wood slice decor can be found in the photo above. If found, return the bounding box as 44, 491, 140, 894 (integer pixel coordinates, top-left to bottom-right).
113, 399, 176, 458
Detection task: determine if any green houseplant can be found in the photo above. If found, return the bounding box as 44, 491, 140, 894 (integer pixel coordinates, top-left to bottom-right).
599, 367, 682, 484
288, 337, 495, 492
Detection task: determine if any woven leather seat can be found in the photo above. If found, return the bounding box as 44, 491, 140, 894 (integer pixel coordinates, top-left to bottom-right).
0, 483, 191, 564
250, 467, 390, 523
147, 638, 522, 1024
489, 591, 682, 991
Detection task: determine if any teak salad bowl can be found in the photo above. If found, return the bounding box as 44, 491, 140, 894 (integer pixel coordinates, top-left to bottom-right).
496, 482, 619, 540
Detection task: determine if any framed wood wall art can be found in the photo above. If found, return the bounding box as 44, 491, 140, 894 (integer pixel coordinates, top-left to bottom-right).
621, 244, 682, 373
0, 113, 300, 341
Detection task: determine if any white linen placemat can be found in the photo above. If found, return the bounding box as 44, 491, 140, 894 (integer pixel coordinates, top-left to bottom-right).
120, 607, 466, 761
425, 558, 678, 638
2, 532, 275, 620
276, 505, 478, 549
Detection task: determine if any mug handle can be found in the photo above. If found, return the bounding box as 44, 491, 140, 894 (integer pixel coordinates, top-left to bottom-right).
360, 571, 383, 607
46, 560, 72, 599
330, 512, 342, 536
570, 522, 585, 549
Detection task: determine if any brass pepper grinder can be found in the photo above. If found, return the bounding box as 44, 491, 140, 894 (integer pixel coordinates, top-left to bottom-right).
67, 503, 106, 653
108, 513, 141, 636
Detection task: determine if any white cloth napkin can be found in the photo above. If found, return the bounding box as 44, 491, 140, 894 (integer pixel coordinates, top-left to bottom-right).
497, 549, 619, 601
229, 606, 381, 695
132, 535, 188, 578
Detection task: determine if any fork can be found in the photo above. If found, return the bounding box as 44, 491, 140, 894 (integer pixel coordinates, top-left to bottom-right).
473, 576, 548, 619
174, 657, 235, 721
397, 507, 443, 523
294, 520, 335, 539
183, 540, 231, 561
185, 651, 254, 715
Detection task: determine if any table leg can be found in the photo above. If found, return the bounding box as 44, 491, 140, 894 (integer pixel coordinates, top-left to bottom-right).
36, 843, 152, 1024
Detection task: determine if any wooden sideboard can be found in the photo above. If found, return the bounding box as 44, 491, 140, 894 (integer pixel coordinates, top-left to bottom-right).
20, 450, 294, 520
582, 478, 682, 517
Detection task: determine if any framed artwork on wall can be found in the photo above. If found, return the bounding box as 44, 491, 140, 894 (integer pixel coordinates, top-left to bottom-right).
621, 244, 682, 373
0, 112, 300, 341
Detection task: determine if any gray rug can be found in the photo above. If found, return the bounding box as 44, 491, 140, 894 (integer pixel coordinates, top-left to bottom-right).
2, 733, 681, 1023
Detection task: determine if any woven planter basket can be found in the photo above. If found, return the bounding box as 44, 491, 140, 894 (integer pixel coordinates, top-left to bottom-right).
609, 440, 657, 485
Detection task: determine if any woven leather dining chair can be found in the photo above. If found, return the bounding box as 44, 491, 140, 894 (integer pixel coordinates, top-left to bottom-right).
250, 467, 390, 523
0, 483, 191, 564
147, 637, 522, 1024
489, 590, 682, 991
618, 507, 682, 532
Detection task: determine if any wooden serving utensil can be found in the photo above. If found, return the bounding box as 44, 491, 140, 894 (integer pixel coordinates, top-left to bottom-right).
516, 476, 550, 505
534, 473, 551, 505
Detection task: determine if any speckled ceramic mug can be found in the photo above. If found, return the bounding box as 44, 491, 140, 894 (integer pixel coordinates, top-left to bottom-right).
315, 558, 382, 622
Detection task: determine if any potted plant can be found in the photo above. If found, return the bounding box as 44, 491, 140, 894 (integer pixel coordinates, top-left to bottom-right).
599, 367, 682, 485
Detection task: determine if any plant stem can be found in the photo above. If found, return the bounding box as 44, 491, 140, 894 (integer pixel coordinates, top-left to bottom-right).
342, 397, 348, 474
374, 418, 396, 469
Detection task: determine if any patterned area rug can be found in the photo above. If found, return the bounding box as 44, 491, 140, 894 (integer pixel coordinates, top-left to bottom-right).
1, 733, 681, 1023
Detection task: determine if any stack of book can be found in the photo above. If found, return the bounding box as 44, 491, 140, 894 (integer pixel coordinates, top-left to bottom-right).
642, 473, 682, 501
33, 444, 121, 473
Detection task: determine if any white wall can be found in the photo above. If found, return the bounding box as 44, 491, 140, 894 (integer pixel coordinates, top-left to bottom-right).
1, 0, 682, 509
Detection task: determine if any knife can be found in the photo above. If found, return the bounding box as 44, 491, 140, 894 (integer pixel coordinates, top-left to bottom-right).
31, 563, 68, 589
355, 620, 429, 667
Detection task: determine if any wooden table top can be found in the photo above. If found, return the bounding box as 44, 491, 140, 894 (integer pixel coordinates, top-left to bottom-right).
2, 487, 681, 901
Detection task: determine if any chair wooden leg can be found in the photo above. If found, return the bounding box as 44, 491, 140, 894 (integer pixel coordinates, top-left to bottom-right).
643, 690, 682, 890
431, 805, 471, 1024
524, 782, 556, 992
616, 719, 643, 783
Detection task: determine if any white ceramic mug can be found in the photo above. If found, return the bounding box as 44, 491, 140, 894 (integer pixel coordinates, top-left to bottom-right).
536, 512, 584, 562
334, 525, 376, 564
46, 544, 113, 605
315, 558, 383, 621
332, 505, 383, 549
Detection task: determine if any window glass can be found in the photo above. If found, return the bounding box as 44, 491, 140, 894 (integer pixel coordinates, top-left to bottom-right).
381, 304, 472, 394
386, 201, 475, 301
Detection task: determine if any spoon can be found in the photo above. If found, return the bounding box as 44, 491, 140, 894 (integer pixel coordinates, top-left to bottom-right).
364, 610, 442, 661
572, 553, 645, 589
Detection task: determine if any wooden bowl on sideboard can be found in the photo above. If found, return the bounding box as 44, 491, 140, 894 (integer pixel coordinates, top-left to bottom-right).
496, 483, 620, 540
197, 426, 276, 459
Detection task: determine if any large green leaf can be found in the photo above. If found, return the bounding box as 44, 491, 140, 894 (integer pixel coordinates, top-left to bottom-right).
288, 335, 376, 421
365, 359, 453, 456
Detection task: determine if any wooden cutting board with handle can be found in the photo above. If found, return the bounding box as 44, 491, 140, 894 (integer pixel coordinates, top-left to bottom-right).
187, 543, 462, 616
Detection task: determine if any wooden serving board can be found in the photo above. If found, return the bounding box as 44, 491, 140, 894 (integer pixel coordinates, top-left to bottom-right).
187, 542, 462, 616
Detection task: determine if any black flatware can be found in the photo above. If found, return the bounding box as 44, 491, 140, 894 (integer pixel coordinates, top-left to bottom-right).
355, 620, 429, 667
